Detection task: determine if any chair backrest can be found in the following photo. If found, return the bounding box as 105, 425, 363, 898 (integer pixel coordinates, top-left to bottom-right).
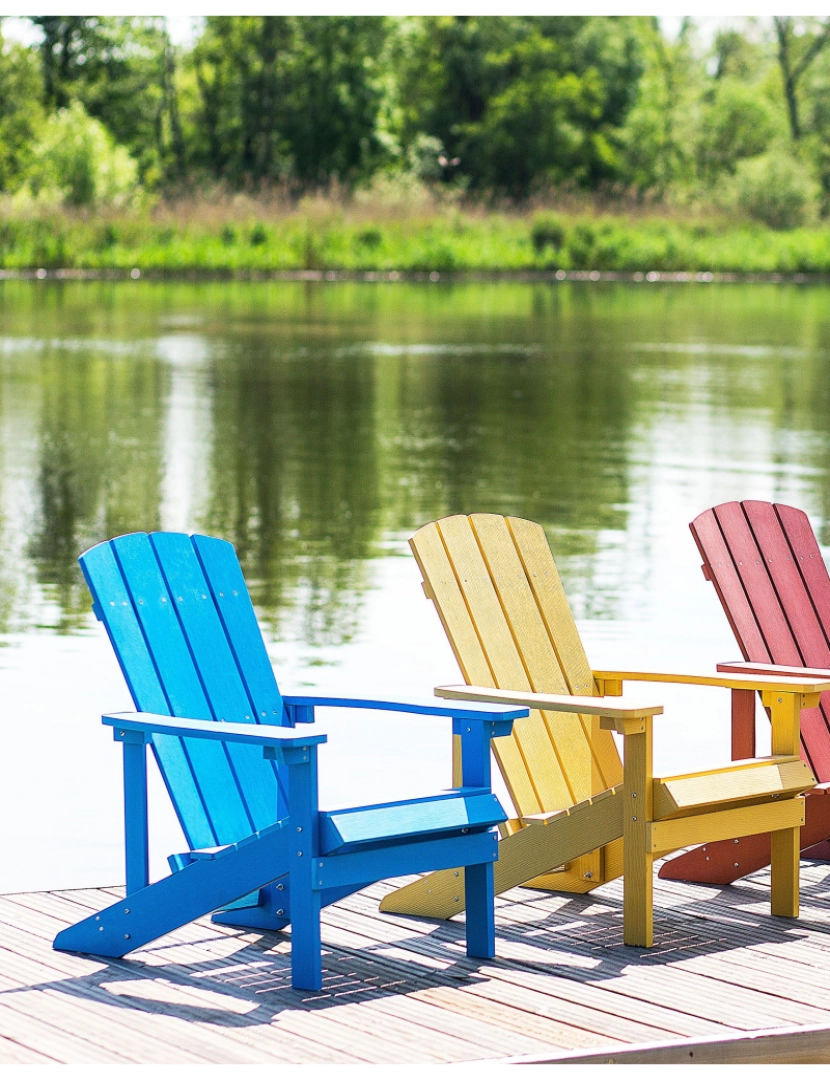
410, 514, 622, 818
691, 500, 830, 781
80, 532, 286, 851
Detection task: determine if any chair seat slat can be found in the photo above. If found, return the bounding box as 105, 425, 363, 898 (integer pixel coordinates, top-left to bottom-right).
320, 791, 505, 854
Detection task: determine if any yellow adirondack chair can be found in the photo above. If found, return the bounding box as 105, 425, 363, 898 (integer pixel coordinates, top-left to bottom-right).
381, 514, 830, 946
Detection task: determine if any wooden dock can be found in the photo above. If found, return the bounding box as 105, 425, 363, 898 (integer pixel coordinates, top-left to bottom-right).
1, 861, 830, 1063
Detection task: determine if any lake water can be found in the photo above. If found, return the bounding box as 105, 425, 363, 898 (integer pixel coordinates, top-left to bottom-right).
2, 278, 830, 892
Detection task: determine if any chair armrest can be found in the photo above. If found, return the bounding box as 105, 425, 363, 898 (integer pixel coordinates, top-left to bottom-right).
281, 694, 525, 738
103, 712, 327, 749
717, 660, 830, 681
435, 684, 663, 720
592, 669, 830, 696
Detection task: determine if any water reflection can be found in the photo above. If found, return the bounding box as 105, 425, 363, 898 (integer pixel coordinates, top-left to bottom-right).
1, 279, 830, 645
6, 278, 830, 891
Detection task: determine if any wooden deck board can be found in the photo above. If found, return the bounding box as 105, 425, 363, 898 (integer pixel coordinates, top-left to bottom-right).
1, 861, 830, 1063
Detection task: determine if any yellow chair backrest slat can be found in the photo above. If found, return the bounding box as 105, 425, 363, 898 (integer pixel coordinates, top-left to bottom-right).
410, 514, 623, 818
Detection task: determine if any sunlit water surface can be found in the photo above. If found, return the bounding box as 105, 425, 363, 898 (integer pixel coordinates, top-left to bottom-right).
2, 278, 830, 891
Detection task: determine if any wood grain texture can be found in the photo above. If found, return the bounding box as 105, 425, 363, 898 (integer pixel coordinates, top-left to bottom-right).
690, 506, 772, 664
379, 788, 624, 917
650, 796, 805, 853
437, 515, 569, 813
401, 512, 817, 928
506, 515, 624, 791
659, 785, 830, 884
747, 502, 830, 778
410, 519, 540, 816
12, 858, 830, 1064
654, 756, 813, 819
398, 513, 630, 911
731, 688, 756, 759
622, 726, 653, 947
694, 502, 830, 780
509, 1024, 830, 1064
470, 514, 593, 804
437, 684, 665, 718
594, 668, 830, 694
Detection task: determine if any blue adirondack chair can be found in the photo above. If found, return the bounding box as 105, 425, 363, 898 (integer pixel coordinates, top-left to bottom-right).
53, 532, 526, 990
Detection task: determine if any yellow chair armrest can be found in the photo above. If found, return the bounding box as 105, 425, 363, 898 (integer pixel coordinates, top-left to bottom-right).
593, 668, 830, 696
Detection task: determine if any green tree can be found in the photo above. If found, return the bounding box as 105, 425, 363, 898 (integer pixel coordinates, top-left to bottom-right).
696, 79, 780, 181
617, 18, 700, 197
22, 101, 139, 207
0, 31, 44, 193
29, 16, 184, 184
397, 16, 645, 198
773, 16, 830, 141
191, 16, 390, 189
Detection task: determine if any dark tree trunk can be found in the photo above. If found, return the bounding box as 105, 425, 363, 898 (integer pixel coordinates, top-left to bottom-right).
775, 17, 801, 141
774, 16, 830, 143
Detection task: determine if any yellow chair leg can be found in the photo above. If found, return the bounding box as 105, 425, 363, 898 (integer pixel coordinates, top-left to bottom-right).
771, 826, 800, 918
624, 851, 654, 947
766, 693, 802, 919
620, 721, 654, 947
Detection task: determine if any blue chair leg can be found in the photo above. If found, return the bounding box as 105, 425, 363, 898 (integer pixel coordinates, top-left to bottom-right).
464, 861, 495, 959
290, 880, 322, 991
284, 745, 323, 991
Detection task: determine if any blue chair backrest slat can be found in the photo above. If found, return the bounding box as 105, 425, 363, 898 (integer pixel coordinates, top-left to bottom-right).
109, 533, 253, 845
150, 532, 281, 832
192, 535, 287, 725
79, 541, 216, 849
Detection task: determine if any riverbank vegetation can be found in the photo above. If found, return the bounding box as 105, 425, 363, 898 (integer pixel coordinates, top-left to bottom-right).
3, 16, 830, 272
8, 196, 830, 274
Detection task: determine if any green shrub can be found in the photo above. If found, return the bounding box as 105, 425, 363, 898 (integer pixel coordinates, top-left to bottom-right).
566, 221, 597, 266
19, 102, 139, 208
97, 223, 119, 249
531, 212, 566, 253
357, 227, 382, 248
729, 150, 820, 230
250, 224, 267, 246
697, 79, 779, 180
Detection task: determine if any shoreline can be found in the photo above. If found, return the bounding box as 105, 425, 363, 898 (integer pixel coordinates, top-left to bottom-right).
2, 267, 829, 284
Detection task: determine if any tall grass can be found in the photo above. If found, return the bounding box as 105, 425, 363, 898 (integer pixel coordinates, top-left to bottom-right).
3, 189, 830, 274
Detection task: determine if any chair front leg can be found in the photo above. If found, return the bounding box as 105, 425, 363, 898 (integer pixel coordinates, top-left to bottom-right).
115, 728, 150, 895
766, 691, 806, 918
600, 713, 655, 947
455, 717, 500, 959
284, 746, 322, 990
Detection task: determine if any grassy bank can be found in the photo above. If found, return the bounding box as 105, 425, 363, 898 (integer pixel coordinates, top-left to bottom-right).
5, 198, 830, 274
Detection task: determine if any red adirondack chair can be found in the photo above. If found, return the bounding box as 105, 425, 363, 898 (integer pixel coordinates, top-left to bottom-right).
659, 500, 830, 884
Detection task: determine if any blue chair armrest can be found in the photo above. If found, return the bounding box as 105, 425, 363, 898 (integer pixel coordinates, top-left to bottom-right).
281, 695, 526, 738
103, 711, 327, 752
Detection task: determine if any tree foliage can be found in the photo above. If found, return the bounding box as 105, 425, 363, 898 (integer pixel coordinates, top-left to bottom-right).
3, 15, 830, 217
397, 16, 645, 197
191, 16, 389, 188
28, 16, 183, 184
0, 33, 44, 192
